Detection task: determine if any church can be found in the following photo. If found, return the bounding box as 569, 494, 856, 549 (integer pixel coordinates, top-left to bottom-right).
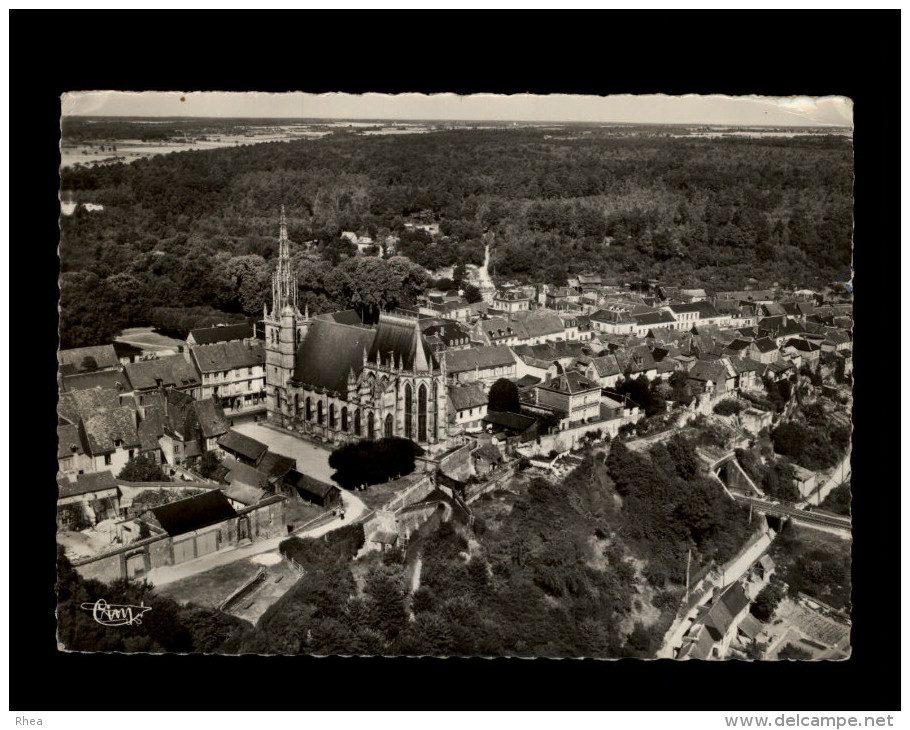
264, 208, 449, 455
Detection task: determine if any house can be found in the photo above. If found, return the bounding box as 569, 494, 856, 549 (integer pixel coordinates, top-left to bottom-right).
663, 302, 703, 331
223, 482, 267, 510
157, 388, 230, 467
632, 309, 678, 336
791, 464, 818, 499
589, 308, 636, 335
419, 296, 473, 323
489, 289, 531, 315
217, 430, 269, 467
421, 321, 472, 351
781, 301, 816, 321
284, 469, 343, 509
79, 406, 141, 476
482, 411, 538, 443
677, 624, 716, 660
442, 345, 517, 385
70, 490, 287, 581
546, 286, 581, 309
58, 344, 121, 381
57, 423, 91, 478
473, 442, 504, 477
821, 329, 852, 353
190, 340, 266, 412
783, 338, 821, 364
187, 322, 254, 347
125, 355, 202, 403
57, 470, 121, 529
447, 383, 489, 433
582, 354, 622, 388
754, 554, 776, 581
749, 337, 779, 364
679, 288, 708, 302
686, 359, 736, 396
614, 345, 658, 381
511, 310, 568, 345
60, 368, 132, 394
471, 316, 528, 346
692, 582, 751, 658
533, 370, 601, 426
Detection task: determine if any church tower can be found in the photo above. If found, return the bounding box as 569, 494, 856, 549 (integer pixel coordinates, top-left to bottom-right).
265, 206, 309, 426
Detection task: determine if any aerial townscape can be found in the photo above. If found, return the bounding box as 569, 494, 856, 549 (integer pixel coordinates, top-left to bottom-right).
56, 111, 852, 659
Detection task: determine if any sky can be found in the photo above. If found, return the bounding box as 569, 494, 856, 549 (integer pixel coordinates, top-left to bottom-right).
61, 91, 853, 127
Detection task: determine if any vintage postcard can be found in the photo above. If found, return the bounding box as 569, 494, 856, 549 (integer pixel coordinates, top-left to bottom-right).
57, 91, 853, 659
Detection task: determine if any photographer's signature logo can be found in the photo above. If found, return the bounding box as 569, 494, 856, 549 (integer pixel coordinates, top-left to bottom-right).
81, 599, 152, 627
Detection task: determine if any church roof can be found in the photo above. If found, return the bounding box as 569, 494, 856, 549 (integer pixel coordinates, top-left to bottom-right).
293, 319, 376, 394
367, 313, 436, 372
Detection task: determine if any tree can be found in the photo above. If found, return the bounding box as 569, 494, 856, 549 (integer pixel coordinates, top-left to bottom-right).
488, 378, 520, 414
463, 284, 483, 303
328, 437, 423, 489
196, 450, 222, 480
80, 356, 99, 371
751, 581, 785, 621
118, 454, 167, 482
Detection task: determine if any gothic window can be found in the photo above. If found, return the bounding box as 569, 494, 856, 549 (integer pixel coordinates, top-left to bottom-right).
418, 384, 427, 442
341, 407, 348, 432
317, 400, 324, 424
305, 397, 312, 421
354, 409, 361, 436
404, 383, 413, 439
384, 413, 394, 438
367, 412, 375, 440
329, 403, 336, 429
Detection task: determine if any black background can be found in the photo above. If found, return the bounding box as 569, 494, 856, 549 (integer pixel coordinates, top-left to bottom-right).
10, 9, 898, 712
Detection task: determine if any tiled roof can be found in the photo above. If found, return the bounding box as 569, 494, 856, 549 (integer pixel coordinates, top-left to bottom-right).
692, 301, 721, 319
588, 354, 621, 377
512, 310, 565, 338
539, 370, 599, 394
634, 309, 677, 326
761, 302, 787, 317
478, 316, 529, 341
614, 345, 657, 374
447, 383, 488, 412
738, 613, 763, 640
58, 388, 121, 425
188, 322, 253, 345
293, 319, 376, 393
58, 345, 120, 374
61, 369, 132, 393
82, 407, 140, 455
700, 583, 750, 642
367, 312, 436, 372
443, 345, 515, 374
194, 398, 230, 439
223, 483, 266, 507
752, 337, 778, 353
147, 490, 237, 537
57, 424, 85, 458
137, 406, 165, 451
60, 470, 119, 499
668, 302, 703, 314
483, 411, 537, 432
285, 470, 338, 500
218, 430, 268, 462
258, 451, 297, 480
315, 309, 369, 327
125, 355, 200, 391
687, 360, 728, 384
190, 341, 264, 374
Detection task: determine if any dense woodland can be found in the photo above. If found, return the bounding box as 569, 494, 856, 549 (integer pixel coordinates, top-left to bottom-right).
59, 126, 853, 348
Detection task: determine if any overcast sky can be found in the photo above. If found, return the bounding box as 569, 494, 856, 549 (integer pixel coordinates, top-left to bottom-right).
61, 91, 853, 127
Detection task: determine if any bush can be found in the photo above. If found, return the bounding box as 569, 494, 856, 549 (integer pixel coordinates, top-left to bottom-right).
713, 399, 745, 417
751, 581, 785, 621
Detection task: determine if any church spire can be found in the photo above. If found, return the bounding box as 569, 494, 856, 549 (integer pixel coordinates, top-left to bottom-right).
271, 205, 298, 316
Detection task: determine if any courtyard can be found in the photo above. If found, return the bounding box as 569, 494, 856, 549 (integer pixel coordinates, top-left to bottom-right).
231, 420, 335, 483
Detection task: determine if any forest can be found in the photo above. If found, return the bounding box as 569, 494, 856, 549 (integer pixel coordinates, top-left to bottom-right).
59, 126, 853, 348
